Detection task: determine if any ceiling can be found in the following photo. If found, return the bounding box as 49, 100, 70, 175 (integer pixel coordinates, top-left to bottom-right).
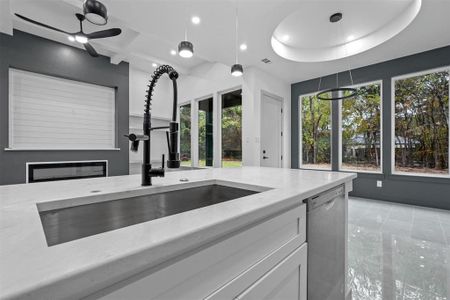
4, 0, 450, 84
272, 0, 422, 62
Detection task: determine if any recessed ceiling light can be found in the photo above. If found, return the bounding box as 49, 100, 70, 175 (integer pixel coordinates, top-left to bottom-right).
170, 50, 177, 55
75, 35, 88, 44
282, 34, 290, 42
68, 36, 75, 42
347, 35, 355, 41
240, 43, 247, 51
152, 63, 158, 68
191, 16, 201, 25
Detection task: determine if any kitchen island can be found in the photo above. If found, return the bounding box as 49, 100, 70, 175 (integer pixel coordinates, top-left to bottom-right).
0, 167, 356, 300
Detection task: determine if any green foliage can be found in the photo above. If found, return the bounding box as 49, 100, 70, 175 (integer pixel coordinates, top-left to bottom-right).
179, 101, 242, 167
301, 94, 331, 165
342, 84, 381, 170
394, 71, 449, 172
179, 104, 191, 161
222, 105, 242, 161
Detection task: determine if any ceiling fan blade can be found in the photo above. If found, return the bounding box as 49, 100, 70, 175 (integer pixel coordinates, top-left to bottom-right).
15, 14, 74, 35
86, 28, 122, 39
84, 42, 99, 57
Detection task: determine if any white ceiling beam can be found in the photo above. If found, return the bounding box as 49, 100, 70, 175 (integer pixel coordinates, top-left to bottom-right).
0, 0, 13, 35
110, 53, 127, 65
61, 0, 83, 10
109, 29, 140, 64
101, 43, 189, 74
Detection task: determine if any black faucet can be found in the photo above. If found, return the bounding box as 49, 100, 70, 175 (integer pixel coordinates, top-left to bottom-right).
126, 65, 180, 186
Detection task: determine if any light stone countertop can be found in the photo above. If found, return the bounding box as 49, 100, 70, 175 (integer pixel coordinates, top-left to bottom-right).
0, 167, 356, 300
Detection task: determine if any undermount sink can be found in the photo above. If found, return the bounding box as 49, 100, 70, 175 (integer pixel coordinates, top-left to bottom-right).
39, 183, 264, 246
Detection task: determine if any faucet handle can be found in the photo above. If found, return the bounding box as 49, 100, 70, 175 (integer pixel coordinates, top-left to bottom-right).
125, 134, 140, 152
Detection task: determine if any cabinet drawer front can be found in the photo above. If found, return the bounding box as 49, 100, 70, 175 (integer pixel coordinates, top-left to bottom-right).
95, 204, 306, 300
206, 243, 307, 300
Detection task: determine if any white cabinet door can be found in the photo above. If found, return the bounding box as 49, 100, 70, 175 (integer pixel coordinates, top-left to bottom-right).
92, 206, 306, 300
207, 243, 307, 300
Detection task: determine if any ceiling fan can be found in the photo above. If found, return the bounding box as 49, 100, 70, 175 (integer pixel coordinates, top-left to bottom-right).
14, 11, 121, 57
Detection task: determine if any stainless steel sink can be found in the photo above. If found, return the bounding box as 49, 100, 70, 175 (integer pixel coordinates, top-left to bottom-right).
39, 184, 261, 246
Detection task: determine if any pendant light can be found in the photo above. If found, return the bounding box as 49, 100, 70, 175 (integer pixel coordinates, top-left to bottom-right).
178, 7, 194, 58
83, 0, 108, 25
316, 12, 357, 101
178, 40, 194, 58
231, 4, 243, 77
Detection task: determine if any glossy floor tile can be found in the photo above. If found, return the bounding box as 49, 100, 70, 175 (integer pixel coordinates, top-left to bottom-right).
348, 197, 450, 300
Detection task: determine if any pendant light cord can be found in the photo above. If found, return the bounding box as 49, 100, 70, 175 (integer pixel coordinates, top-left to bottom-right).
315, 12, 358, 100
339, 18, 354, 87
184, 2, 188, 41
235, 4, 239, 64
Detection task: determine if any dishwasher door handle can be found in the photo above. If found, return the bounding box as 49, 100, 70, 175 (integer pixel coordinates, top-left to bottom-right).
324, 198, 336, 210
305, 185, 344, 211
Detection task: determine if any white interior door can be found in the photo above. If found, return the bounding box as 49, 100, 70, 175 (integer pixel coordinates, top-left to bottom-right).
260, 93, 283, 168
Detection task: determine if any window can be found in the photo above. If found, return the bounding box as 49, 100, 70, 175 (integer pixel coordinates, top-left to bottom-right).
198, 98, 213, 167
341, 82, 382, 172
393, 68, 449, 176
299, 93, 332, 169
9, 68, 116, 150
179, 104, 191, 166
221, 89, 242, 168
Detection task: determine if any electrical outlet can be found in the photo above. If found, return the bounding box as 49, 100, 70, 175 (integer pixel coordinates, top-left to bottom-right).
376, 180, 383, 188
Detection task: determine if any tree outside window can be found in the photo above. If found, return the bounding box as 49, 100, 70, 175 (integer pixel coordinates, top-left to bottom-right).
179, 104, 191, 166
221, 89, 242, 168
300, 93, 331, 170
393, 69, 449, 176
341, 83, 382, 172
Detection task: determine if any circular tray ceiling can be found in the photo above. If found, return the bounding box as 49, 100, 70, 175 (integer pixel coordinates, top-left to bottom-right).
271, 0, 422, 62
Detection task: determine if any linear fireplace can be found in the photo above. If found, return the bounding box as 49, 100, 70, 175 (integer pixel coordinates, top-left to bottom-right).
26, 160, 107, 183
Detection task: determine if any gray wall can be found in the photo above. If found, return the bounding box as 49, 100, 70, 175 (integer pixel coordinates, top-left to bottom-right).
291, 46, 450, 210
0, 30, 129, 185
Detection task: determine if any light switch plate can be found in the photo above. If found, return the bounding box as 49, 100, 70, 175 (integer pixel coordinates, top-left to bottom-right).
376, 180, 382, 188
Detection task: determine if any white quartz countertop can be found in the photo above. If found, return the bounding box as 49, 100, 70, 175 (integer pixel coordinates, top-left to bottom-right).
0, 167, 356, 300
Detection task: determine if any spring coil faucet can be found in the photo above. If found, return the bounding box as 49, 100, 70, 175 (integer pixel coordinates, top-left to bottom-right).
126, 65, 180, 186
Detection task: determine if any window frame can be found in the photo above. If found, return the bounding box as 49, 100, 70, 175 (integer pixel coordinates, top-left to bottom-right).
219, 87, 243, 168
339, 80, 384, 174
391, 66, 450, 178
196, 96, 215, 168
179, 86, 243, 169
178, 102, 193, 167
298, 91, 333, 171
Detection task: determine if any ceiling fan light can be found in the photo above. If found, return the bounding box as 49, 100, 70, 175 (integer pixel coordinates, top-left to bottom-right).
231, 64, 243, 77
75, 35, 88, 44
178, 41, 194, 58
83, 0, 108, 25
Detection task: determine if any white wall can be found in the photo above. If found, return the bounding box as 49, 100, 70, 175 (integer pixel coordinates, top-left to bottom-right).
129, 66, 173, 171
242, 67, 291, 168
129, 66, 173, 119
176, 62, 291, 168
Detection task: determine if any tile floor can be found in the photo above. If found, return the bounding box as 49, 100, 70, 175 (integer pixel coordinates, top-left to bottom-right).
348, 197, 450, 300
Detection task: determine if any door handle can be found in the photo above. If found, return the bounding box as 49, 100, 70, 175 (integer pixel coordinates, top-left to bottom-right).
263, 156, 269, 159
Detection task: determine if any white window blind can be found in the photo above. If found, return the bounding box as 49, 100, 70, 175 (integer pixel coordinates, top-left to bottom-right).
8, 69, 116, 150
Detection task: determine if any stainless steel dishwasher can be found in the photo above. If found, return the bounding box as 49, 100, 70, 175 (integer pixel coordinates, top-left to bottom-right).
304, 185, 347, 300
